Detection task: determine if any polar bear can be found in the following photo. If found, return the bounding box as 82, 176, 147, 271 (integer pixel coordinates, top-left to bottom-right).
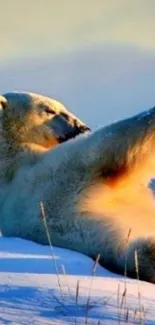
1, 92, 155, 283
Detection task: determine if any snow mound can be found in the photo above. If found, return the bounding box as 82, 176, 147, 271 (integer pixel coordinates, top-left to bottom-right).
0, 237, 154, 324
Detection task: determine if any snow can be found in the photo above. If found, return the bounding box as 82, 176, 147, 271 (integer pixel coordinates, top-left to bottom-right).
0, 237, 155, 324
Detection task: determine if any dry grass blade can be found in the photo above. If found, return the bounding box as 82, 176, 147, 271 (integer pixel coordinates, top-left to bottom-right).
124, 228, 132, 278
85, 254, 100, 325
125, 308, 129, 322
75, 280, 80, 306
40, 201, 64, 300
134, 250, 145, 325
118, 228, 131, 322
120, 287, 127, 310
117, 283, 121, 324
61, 264, 73, 299
92, 254, 100, 274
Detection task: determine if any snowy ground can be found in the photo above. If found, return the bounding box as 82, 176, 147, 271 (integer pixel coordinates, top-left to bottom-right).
0, 237, 155, 324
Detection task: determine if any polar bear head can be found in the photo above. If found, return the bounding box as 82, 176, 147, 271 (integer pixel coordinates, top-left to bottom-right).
0, 92, 90, 152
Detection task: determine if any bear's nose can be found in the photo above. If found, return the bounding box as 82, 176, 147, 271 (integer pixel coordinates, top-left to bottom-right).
58, 121, 91, 142
75, 123, 91, 133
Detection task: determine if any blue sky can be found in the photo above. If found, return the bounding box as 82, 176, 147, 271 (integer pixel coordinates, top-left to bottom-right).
1, 0, 155, 127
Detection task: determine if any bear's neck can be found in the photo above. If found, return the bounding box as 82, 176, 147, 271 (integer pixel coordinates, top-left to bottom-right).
0, 139, 44, 183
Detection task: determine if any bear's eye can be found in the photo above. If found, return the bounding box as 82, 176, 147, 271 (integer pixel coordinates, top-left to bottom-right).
44, 107, 56, 115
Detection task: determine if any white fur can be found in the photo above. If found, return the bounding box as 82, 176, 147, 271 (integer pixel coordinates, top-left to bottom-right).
1, 93, 155, 282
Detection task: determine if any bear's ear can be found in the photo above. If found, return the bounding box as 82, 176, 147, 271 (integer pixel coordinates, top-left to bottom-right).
0, 96, 7, 110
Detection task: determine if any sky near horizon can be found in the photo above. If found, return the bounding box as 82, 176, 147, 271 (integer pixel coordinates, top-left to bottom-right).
1, 0, 155, 61
1, 1, 155, 127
